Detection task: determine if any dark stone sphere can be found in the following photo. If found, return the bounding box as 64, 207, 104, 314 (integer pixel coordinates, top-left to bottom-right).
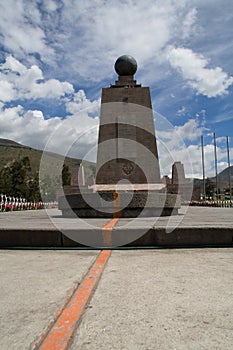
114, 55, 137, 76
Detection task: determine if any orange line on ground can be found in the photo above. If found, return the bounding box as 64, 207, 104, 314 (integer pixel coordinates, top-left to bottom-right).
102, 192, 120, 245
113, 191, 121, 219
37, 249, 111, 350
102, 217, 120, 246
33, 281, 80, 348
102, 217, 119, 230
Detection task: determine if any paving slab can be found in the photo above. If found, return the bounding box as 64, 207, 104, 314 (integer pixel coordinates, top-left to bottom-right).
0, 250, 99, 350
114, 206, 233, 228
0, 209, 109, 230
70, 248, 233, 350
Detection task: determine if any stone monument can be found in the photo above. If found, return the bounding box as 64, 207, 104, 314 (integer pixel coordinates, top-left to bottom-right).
95, 55, 161, 186
59, 55, 180, 217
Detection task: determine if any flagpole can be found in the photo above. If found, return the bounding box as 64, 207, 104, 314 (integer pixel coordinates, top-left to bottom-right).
226, 136, 231, 199
201, 135, 206, 200
213, 132, 218, 199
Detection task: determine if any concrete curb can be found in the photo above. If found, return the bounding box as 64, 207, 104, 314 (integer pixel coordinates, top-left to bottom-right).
0, 229, 62, 247
0, 227, 232, 248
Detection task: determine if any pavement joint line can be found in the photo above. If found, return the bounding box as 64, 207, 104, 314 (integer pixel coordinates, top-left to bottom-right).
34, 217, 119, 350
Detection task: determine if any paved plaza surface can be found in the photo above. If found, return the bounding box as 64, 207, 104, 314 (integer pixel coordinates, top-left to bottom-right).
0, 207, 233, 349
0, 206, 233, 247
0, 206, 233, 231
0, 248, 233, 349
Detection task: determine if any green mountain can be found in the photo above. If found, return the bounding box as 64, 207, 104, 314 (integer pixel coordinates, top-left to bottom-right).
0, 138, 26, 147
194, 165, 233, 193
0, 138, 95, 180
210, 165, 233, 184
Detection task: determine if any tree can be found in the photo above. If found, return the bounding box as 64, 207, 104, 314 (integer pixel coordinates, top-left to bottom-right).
28, 172, 41, 202
0, 156, 41, 201
40, 175, 58, 202
205, 178, 215, 198
62, 164, 71, 186
11, 156, 31, 198
0, 166, 12, 194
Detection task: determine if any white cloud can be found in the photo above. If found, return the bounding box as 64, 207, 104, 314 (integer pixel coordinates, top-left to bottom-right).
157, 116, 233, 178
0, 80, 16, 102
0, 55, 100, 159
182, 7, 197, 39
0, 0, 231, 94
42, 0, 59, 12
157, 116, 212, 178
0, 104, 57, 146
174, 119, 204, 142
0, 0, 54, 64
53, 0, 199, 81
2, 55, 27, 74
157, 118, 204, 150
50, 113, 99, 161
216, 136, 227, 144
176, 106, 186, 117
66, 90, 100, 115
0, 56, 74, 101
0, 88, 99, 159
0, 105, 24, 133
159, 139, 232, 179
167, 46, 233, 97
184, 143, 230, 178
1, 0, 230, 99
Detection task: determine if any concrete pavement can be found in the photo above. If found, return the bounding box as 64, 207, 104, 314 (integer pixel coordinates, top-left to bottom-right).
0, 248, 233, 349
0, 250, 99, 350
0, 206, 233, 349
71, 249, 233, 350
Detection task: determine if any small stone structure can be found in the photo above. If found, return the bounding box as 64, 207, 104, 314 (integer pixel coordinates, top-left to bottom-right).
164, 161, 193, 202
70, 164, 80, 186
61, 164, 81, 196
172, 162, 186, 185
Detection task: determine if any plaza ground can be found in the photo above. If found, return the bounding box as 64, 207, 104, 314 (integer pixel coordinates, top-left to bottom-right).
0, 248, 233, 349
0, 206, 233, 247
0, 206, 233, 349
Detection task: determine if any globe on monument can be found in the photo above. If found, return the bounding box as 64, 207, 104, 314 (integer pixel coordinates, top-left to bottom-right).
114, 55, 137, 76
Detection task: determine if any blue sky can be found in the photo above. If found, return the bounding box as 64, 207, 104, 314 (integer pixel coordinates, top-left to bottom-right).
0, 0, 233, 178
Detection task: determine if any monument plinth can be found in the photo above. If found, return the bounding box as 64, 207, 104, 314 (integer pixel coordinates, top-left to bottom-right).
59, 55, 180, 217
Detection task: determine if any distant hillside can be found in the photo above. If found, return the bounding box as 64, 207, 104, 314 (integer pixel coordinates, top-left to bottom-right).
0, 138, 28, 148
194, 165, 233, 191
210, 165, 233, 183
0, 138, 95, 180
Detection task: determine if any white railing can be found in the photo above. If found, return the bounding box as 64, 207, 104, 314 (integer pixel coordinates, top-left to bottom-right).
188, 199, 233, 207
0, 194, 57, 212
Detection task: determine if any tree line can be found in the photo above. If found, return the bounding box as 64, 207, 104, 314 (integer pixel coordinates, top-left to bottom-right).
0, 157, 71, 202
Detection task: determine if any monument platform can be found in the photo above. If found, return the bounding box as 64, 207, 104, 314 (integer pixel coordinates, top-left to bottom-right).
0, 206, 232, 247
58, 190, 180, 218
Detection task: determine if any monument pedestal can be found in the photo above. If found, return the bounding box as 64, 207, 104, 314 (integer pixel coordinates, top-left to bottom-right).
58, 190, 180, 218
